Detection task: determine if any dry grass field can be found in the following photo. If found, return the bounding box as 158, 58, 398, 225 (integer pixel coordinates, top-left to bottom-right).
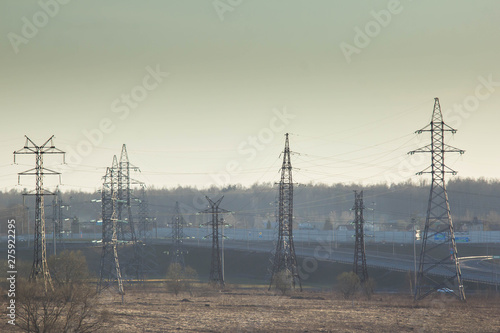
2, 284, 500, 332
6, 285, 499, 333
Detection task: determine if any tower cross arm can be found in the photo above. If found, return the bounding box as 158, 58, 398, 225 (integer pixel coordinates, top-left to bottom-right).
443, 144, 465, 154
39, 146, 66, 155
408, 144, 432, 155
415, 124, 431, 134
442, 123, 458, 133
13, 147, 38, 155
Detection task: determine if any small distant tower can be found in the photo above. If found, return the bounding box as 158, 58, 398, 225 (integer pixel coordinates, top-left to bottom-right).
51, 187, 69, 255
269, 133, 302, 291
352, 190, 368, 283
170, 201, 187, 269
200, 196, 229, 288
134, 185, 159, 281
409, 98, 466, 301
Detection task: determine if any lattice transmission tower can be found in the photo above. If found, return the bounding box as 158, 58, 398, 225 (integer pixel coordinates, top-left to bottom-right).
269, 133, 302, 291
51, 187, 69, 256
117, 144, 138, 243
170, 201, 187, 268
352, 190, 368, 283
97, 156, 125, 300
409, 97, 466, 301
137, 185, 150, 240
14, 135, 65, 290
200, 196, 229, 288
135, 185, 159, 279
116, 144, 142, 280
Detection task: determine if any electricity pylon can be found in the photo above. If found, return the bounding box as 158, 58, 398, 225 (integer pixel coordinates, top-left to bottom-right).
14, 135, 65, 291
51, 187, 69, 256
200, 196, 229, 288
409, 97, 466, 301
116, 144, 142, 280
135, 185, 159, 279
269, 133, 302, 291
97, 157, 125, 301
137, 185, 150, 240
353, 190, 369, 283
117, 144, 138, 243
170, 201, 187, 269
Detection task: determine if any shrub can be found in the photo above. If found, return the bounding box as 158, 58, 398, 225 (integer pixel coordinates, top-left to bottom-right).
165, 263, 197, 296
16, 280, 106, 332
337, 272, 360, 299
16, 250, 106, 332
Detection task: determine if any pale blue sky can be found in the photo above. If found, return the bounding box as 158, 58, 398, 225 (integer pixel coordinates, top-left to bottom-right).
1, 0, 499, 192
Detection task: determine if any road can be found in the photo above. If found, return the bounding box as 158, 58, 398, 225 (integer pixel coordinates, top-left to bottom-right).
182, 238, 500, 286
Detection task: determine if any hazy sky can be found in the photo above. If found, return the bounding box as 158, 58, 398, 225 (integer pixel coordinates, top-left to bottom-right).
1, 0, 499, 192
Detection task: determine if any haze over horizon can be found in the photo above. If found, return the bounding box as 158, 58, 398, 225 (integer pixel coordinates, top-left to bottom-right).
1, 1, 500, 193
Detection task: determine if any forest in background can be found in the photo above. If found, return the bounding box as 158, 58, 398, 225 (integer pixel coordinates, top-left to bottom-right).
1, 177, 500, 235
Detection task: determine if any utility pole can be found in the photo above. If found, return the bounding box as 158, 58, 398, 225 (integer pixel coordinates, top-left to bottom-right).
353, 190, 368, 284
97, 157, 125, 301
116, 144, 145, 281
52, 193, 58, 256
269, 133, 302, 291
137, 185, 149, 240
411, 215, 420, 294
200, 196, 229, 288
170, 201, 187, 269
409, 97, 466, 301
51, 187, 69, 256
14, 135, 65, 291
117, 144, 138, 243
134, 184, 159, 282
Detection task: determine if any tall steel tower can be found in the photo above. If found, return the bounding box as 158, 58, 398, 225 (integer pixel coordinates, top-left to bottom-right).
51, 187, 68, 256
170, 201, 187, 268
135, 185, 159, 279
115, 144, 143, 281
269, 133, 302, 291
117, 144, 138, 243
14, 135, 65, 290
137, 185, 150, 240
97, 157, 124, 300
352, 190, 369, 283
409, 97, 466, 301
200, 196, 228, 288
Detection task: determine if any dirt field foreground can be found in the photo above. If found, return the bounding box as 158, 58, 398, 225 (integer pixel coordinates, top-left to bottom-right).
3, 285, 500, 332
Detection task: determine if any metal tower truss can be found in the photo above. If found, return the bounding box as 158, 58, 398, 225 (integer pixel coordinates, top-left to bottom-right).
409, 97, 466, 301
134, 185, 159, 280
14, 135, 65, 291
170, 201, 187, 268
115, 144, 144, 281
269, 133, 302, 291
352, 190, 368, 283
200, 196, 229, 288
50, 187, 70, 255
117, 144, 139, 243
97, 160, 125, 299
137, 185, 152, 241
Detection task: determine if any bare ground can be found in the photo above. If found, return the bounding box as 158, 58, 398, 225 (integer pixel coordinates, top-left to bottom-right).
3, 285, 500, 332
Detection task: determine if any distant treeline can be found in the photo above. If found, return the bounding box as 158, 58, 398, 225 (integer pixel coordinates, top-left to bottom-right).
1, 177, 500, 234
